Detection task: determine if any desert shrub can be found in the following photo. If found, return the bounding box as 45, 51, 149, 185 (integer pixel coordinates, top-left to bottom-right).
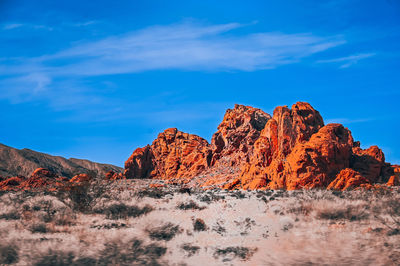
30, 223, 48, 233
57, 180, 107, 213
212, 220, 227, 236
181, 243, 200, 257
97, 203, 153, 220
286, 202, 313, 216
193, 218, 207, 231
213, 246, 257, 261
146, 222, 181, 241
99, 238, 166, 266
373, 197, 400, 232
316, 205, 369, 221
33, 250, 75, 266
136, 188, 170, 199
0, 211, 20, 220
198, 193, 225, 203
0, 244, 19, 264
230, 190, 246, 199
177, 200, 206, 210
178, 187, 192, 195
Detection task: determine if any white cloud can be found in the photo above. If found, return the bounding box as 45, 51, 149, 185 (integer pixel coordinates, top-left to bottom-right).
0, 21, 345, 105
325, 117, 374, 125
317, 53, 375, 68
3, 23, 24, 30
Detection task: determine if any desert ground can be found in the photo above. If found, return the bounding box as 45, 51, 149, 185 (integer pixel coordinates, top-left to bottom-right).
0, 180, 399, 265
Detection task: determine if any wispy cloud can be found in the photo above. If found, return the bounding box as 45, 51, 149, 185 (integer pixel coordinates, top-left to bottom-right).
2, 23, 53, 31
325, 117, 375, 125
317, 53, 375, 68
2, 23, 24, 30
0, 21, 345, 106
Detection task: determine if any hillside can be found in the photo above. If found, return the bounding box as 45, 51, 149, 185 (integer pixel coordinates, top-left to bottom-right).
0, 143, 122, 179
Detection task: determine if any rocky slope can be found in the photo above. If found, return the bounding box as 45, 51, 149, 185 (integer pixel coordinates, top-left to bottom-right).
124, 102, 398, 190
0, 143, 122, 179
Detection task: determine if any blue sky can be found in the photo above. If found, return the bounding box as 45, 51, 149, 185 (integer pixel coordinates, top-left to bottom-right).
0, 0, 399, 166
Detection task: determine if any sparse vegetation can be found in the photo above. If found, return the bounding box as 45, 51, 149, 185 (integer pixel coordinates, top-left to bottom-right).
146, 222, 182, 241
177, 200, 206, 210
193, 218, 207, 231
96, 203, 153, 220
214, 246, 257, 261
0, 244, 19, 265
0, 182, 399, 265
181, 243, 200, 257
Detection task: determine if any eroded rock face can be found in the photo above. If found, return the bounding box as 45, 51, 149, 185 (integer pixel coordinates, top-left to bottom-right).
237, 102, 327, 189
70, 173, 92, 183
124, 128, 211, 179
210, 104, 271, 167
351, 145, 385, 183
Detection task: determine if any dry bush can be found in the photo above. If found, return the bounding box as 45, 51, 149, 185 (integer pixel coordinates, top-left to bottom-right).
213, 246, 257, 261
193, 218, 207, 231
315, 204, 369, 221
33, 250, 75, 266
135, 188, 171, 199
96, 203, 153, 220
0, 244, 19, 265
181, 243, 200, 257
30, 223, 48, 233
146, 222, 182, 241
99, 238, 166, 266
197, 192, 225, 203
0, 211, 20, 220
176, 200, 206, 210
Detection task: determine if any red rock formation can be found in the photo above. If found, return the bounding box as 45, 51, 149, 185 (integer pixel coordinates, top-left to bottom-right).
123, 102, 396, 190
236, 102, 327, 189
105, 170, 125, 180
0, 176, 26, 190
327, 168, 370, 190
124, 128, 211, 179
351, 145, 385, 183
210, 104, 271, 166
70, 173, 92, 183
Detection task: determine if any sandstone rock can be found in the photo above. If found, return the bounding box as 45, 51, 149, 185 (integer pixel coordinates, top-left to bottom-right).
327, 168, 370, 190
211, 104, 271, 167
352, 145, 385, 183
124, 128, 211, 179
123, 102, 392, 191
387, 175, 400, 186
0, 176, 26, 190
238, 103, 327, 190
105, 170, 125, 180
70, 173, 92, 183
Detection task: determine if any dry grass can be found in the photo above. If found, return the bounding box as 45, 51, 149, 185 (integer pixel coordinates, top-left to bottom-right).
0, 181, 399, 265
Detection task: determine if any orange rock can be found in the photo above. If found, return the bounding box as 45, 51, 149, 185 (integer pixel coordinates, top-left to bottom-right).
328, 168, 370, 190
239, 103, 329, 190
387, 175, 400, 186
70, 173, 92, 183
122, 102, 392, 191
124, 128, 211, 179
105, 170, 125, 180
210, 104, 271, 167
0, 176, 26, 190
351, 145, 385, 183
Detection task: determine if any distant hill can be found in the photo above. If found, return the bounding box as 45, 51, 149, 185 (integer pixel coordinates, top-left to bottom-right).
0, 143, 122, 178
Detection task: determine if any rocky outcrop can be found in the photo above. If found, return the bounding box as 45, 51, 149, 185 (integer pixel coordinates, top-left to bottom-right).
123, 101, 396, 190
210, 104, 271, 167
0, 143, 122, 179
124, 128, 212, 179
327, 168, 370, 190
